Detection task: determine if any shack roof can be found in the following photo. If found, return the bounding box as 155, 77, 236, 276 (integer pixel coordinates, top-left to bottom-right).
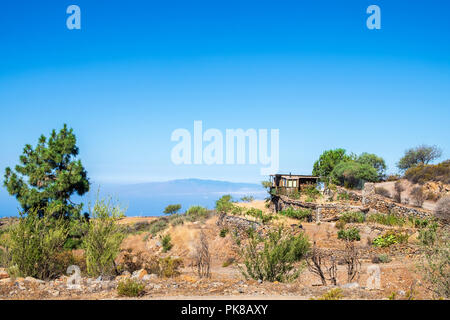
270, 174, 319, 179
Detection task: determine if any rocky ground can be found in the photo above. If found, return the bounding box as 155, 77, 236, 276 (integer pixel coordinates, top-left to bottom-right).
0, 199, 436, 300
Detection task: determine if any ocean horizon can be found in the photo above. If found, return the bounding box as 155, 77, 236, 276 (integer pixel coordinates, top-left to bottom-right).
0, 178, 267, 217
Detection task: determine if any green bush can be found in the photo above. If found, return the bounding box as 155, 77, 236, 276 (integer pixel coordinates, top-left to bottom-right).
367, 213, 405, 226
215, 195, 235, 214
408, 216, 430, 229
186, 206, 210, 222
3, 210, 69, 280
219, 228, 229, 238
170, 216, 184, 227
279, 207, 312, 221
246, 208, 273, 224
304, 185, 320, 200
238, 226, 310, 282
404, 160, 449, 184
418, 222, 439, 246
373, 231, 408, 248
418, 227, 450, 298
157, 257, 184, 278
240, 196, 255, 202
372, 254, 392, 263
337, 228, 361, 241
339, 211, 365, 223
117, 278, 145, 297
222, 257, 235, 267
83, 198, 125, 277
149, 219, 169, 235
161, 234, 173, 253
314, 288, 343, 300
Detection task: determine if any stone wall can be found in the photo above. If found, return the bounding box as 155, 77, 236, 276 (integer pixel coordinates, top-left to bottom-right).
271, 182, 433, 220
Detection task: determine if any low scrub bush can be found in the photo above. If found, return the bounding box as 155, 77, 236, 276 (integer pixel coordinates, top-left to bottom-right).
410, 186, 425, 207
157, 257, 184, 278
246, 208, 273, 224
83, 198, 125, 277
170, 216, 184, 227
407, 216, 430, 229
418, 226, 450, 298
148, 219, 169, 235
3, 210, 69, 280
337, 228, 361, 241
339, 211, 365, 223
219, 228, 229, 238
372, 254, 392, 264
303, 185, 320, 200
186, 206, 210, 222
367, 213, 405, 226
279, 207, 312, 221
314, 288, 343, 300
161, 234, 173, 253
373, 231, 409, 248
434, 196, 450, 223
237, 226, 310, 282
117, 278, 145, 297
404, 160, 450, 185
222, 257, 235, 267
240, 196, 254, 202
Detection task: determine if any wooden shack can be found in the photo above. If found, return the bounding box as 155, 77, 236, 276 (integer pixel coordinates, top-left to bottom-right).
270, 173, 319, 195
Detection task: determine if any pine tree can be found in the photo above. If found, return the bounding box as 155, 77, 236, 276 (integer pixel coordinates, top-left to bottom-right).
4, 124, 90, 219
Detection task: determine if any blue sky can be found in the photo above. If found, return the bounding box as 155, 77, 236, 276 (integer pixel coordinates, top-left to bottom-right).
0, 0, 449, 189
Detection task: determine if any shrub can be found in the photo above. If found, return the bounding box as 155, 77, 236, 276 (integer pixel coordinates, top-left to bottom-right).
149, 219, 168, 235
279, 207, 312, 221
246, 208, 273, 224
193, 231, 211, 278
337, 192, 350, 201
367, 213, 405, 226
240, 196, 254, 202
219, 228, 229, 238
83, 198, 125, 277
163, 204, 181, 215
335, 220, 346, 230
434, 196, 450, 223
410, 186, 425, 207
161, 234, 173, 253
372, 254, 392, 264
222, 257, 235, 267
157, 257, 184, 278
315, 288, 343, 300
418, 227, 450, 298
337, 228, 361, 241
3, 210, 69, 280
170, 216, 184, 227
304, 185, 320, 200
186, 206, 209, 222
418, 222, 439, 246
373, 231, 408, 247
375, 187, 391, 198
215, 195, 235, 214
339, 211, 365, 223
408, 216, 430, 229
237, 226, 310, 282
117, 278, 145, 297
404, 160, 450, 184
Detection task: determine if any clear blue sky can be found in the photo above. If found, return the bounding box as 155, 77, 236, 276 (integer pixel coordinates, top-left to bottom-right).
0, 0, 449, 186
